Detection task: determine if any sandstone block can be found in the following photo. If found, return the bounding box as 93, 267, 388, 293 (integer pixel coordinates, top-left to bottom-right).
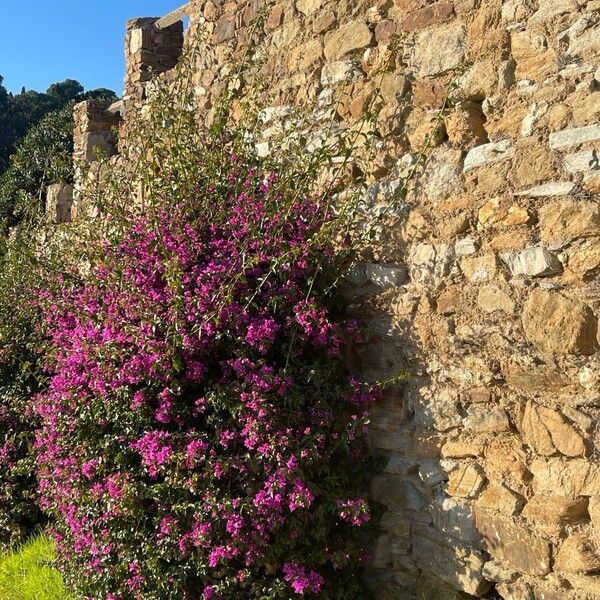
503, 362, 573, 394
512, 138, 556, 188
398, 2, 454, 31
296, 0, 323, 15
460, 254, 498, 283
447, 462, 487, 499
502, 247, 562, 278
478, 199, 530, 229
476, 485, 525, 517
475, 510, 552, 576
465, 404, 510, 433
412, 524, 491, 595
463, 140, 514, 171
485, 435, 529, 486
511, 30, 556, 81
590, 496, 600, 528
521, 402, 586, 458
539, 200, 600, 246
556, 531, 600, 574
442, 438, 485, 458
522, 494, 588, 532
531, 458, 600, 497
445, 102, 488, 149
477, 285, 515, 314
411, 22, 466, 77
324, 20, 373, 61
213, 14, 236, 43
431, 495, 481, 543
529, 0, 577, 24
522, 289, 598, 356
46, 183, 74, 224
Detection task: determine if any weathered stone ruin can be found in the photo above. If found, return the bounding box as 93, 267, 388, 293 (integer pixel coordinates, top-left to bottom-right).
48, 1, 600, 598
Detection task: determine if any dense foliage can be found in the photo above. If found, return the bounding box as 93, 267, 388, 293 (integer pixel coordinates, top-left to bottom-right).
0, 104, 74, 230
0, 230, 50, 548
0, 76, 114, 175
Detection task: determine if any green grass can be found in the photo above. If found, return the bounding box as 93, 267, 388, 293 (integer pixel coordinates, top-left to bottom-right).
0, 534, 71, 600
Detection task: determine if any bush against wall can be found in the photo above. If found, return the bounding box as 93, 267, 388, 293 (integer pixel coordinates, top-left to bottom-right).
33, 48, 381, 600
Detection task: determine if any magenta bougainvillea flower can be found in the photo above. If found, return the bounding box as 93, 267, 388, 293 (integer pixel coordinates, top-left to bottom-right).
35, 157, 379, 599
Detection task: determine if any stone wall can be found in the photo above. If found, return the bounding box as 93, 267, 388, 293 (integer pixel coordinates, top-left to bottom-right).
68, 1, 600, 598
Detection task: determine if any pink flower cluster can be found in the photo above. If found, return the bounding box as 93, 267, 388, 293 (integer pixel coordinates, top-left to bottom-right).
34, 158, 378, 598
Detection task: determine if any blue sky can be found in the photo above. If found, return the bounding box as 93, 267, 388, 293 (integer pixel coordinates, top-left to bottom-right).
1, 1, 183, 96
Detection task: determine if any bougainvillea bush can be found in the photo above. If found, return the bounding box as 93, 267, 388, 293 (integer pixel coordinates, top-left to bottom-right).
33, 68, 379, 597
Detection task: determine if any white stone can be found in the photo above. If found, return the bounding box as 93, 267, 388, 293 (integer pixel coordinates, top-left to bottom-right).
410, 243, 455, 289
549, 123, 600, 150
258, 105, 292, 124
255, 141, 271, 157
502, 247, 563, 277
521, 101, 548, 137
514, 182, 575, 197
422, 148, 464, 201
455, 237, 479, 257
320, 60, 363, 85
463, 140, 514, 172
563, 149, 600, 175
365, 263, 406, 288
411, 22, 466, 78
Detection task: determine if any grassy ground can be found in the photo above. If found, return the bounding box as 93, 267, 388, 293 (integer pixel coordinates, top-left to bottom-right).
0, 534, 70, 600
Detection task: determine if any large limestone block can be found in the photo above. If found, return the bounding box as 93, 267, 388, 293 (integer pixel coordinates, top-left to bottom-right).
531, 458, 600, 497
522, 495, 588, 532
474, 509, 551, 576
323, 20, 372, 61
430, 494, 481, 543
411, 22, 466, 77
412, 524, 492, 596
447, 462, 487, 499
556, 531, 600, 574
521, 402, 586, 457
522, 289, 598, 356
476, 485, 525, 517
511, 30, 557, 80
538, 199, 600, 246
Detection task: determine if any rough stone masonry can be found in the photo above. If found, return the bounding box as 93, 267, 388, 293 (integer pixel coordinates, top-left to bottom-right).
59, 0, 600, 598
